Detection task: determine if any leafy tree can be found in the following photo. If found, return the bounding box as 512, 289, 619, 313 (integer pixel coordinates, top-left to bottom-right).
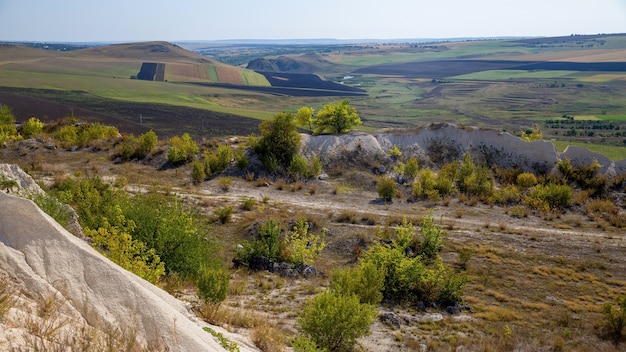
377, 176, 397, 202
298, 290, 377, 352
296, 106, 315, 133
313, 99, 361, 135
255, 112, 301, 169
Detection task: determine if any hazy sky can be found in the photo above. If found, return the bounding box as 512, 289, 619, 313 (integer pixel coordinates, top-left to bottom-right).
1, 0, 625, 42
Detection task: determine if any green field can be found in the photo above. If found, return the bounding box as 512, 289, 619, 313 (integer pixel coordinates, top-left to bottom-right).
452, 69, 579, 80
552, 140, 626, 161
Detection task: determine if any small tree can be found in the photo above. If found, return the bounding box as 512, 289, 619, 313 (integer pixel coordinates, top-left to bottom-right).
196, 265, 230, 305
377, 176, 397, 202
298, 290, 377, 352
313, 99, 361, 135
296, 106, 315, 133
255, 112, 301, 169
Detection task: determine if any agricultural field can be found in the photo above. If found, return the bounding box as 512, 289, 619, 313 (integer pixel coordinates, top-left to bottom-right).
1, 34, 626, 159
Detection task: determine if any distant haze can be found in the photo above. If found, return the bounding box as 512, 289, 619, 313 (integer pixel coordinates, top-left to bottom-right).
0, 0, 625, 42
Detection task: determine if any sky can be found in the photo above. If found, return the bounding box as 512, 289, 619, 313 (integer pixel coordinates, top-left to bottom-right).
0, 0, 625, 42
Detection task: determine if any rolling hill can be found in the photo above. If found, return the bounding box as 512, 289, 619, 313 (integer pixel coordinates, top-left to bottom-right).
0, 41, 270, 86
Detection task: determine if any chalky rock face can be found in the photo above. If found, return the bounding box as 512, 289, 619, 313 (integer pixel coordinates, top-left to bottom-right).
301, 123, 624, 176
0, 165, 259, 352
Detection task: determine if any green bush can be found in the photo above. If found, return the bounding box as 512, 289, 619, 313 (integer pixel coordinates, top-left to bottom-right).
214, 206, 234, 224
516, 172, 537, 189
285, 218, 325, 266
377, 176, 397, 202
234, 147, 249, 170
525, 183, 572, 211
298, 290, 376, 352
412, 168, 436, 200
419, 212, 444, 261
235, 220, 285, 266
192, 160, 206, 184
361, 213, 466, 306
240, 197, 257, 211
85, 205, 165, 284
21, 117, 44, 138
167, 133, 198, 165
292, 336, 327, 352
255, 112, 301, 169
600, 295, 626, 344
493, 185, 522, 205
206, 144, 233, 174
329, 261, 384, 306
197, 266, 230, 305
289, 154, 310, 178
404, 157, 419, 179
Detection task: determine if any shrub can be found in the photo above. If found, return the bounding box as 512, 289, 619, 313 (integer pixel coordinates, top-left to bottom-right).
389, 145, 402, 158
404, 157, 419, 179
298, 290, 376, 352
516, 172, 537, 189
329, 261, 385, 306
412, 168, 436, 200
235, 220, 284, 265
377, 176, 398, 202
206, 144, 233, 174
285, 218, 325, 266
214, 206, 234, 224
493, 185, 521, 205
289, 154, 310, 178
241, 197, 257, 211
526, 183, 572, 211
419, 211, 444, 261
600, 295, 626, 344
21, 117, 44, 138
218, 177, 233, 192
292, 336, 326, 352
192, 160, 206, 184
234, 147, 249, 170
255, 112, 301, 169
197, 266, 230, 305
361, 213, 466, 306
167, 133, 199, 164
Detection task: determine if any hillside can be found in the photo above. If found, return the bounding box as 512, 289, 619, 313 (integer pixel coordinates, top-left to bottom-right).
0, 41, 269, 86
0, 117, 624, 350
0, 165, 259, 351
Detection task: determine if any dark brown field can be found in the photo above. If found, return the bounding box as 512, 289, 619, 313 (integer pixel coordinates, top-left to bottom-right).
0, 88, 260, 138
